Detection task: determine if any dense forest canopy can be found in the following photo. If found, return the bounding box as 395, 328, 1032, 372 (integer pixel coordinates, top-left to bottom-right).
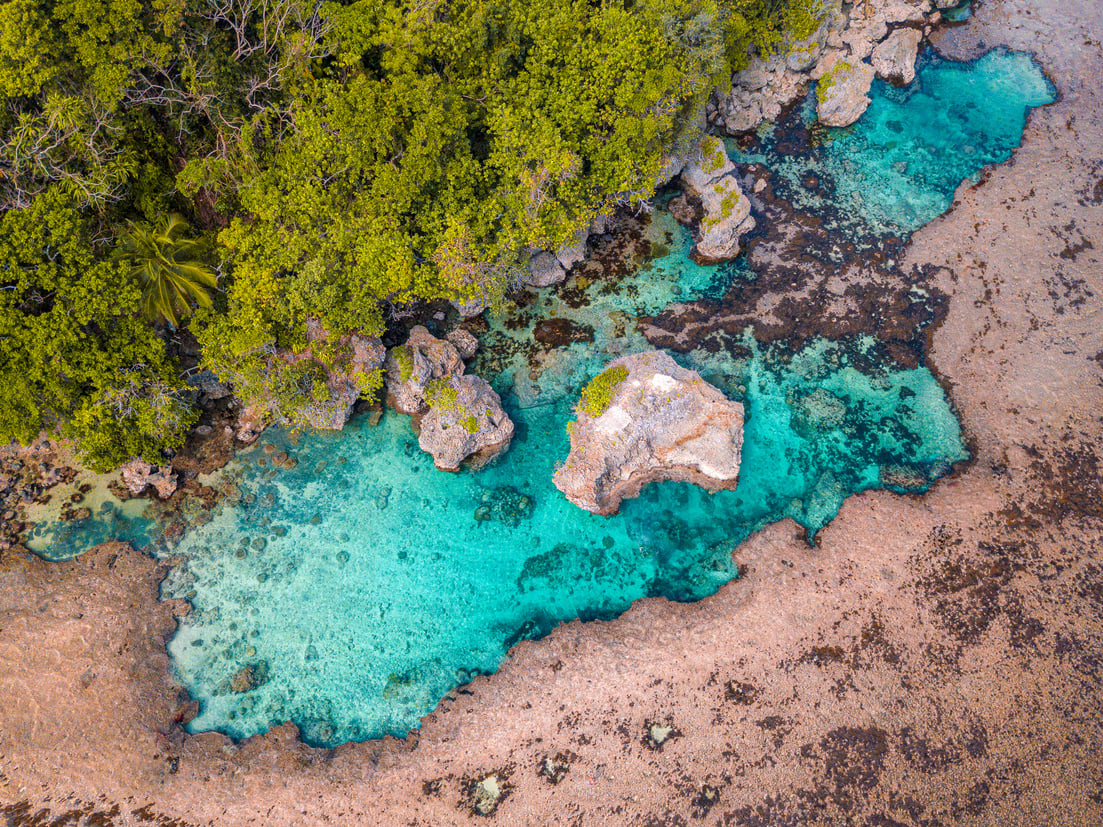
0, 0, 818, 470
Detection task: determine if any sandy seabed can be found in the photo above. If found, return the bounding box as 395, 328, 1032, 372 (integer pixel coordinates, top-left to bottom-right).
2, 1, 1102, 824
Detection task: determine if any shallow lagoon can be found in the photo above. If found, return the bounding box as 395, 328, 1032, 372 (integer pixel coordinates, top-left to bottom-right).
34, 47, 1056, 745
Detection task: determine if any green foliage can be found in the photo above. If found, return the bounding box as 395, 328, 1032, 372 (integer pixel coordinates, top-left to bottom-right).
0, 0, 812, 456
817, 60, 852, 103
462, 415, 480, 434
424, 378, 459, 413
578, 365, 629, 418
115, 214, 217, 327
0, 190, 195, 470
392, 346, 414, 383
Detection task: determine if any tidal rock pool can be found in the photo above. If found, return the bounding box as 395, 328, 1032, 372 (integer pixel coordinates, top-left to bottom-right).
32, 48, 1055, 746
732, 47, 1056, 237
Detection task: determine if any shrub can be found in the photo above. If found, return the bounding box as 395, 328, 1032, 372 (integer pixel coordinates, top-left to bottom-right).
578, 365, 629, 418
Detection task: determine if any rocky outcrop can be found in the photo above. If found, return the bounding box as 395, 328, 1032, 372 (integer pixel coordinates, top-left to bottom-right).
871, 27, 922, 84
816, 60, 877, 127
553, 350, 744, 515
385, 326, 513, 470
119, 459, 178, 499
302, 331, 387, 430
525, 251, 567, 288
445, 328, 479, 360
416, 374, 515, 472
384, 326, 466, 415
680, 137, 756, 263
712, 0, 944, 135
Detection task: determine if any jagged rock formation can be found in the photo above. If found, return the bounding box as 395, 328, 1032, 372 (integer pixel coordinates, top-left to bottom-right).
119, 459, 178, 499
385, 326, 513, 471
712, 0, 947, 134
680, 137, 756, 262
553, 350, 744, 515
816, 60, 877, 127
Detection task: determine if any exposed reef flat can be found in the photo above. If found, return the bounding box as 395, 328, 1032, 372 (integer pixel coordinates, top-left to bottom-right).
2, 1, 1102, 824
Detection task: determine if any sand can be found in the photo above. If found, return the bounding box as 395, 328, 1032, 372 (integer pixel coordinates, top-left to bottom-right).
2, 0, 1102, 823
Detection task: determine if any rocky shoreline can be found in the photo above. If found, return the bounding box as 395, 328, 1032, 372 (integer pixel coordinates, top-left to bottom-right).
3, 0, 1103, 823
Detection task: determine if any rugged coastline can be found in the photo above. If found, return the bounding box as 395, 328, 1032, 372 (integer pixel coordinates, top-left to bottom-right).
2, 1, 1102, 825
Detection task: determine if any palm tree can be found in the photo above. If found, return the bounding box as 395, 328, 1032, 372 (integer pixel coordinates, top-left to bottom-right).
115, 214, 217, 327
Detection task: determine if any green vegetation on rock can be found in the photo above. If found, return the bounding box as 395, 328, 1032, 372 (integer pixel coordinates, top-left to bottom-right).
578, 365, 630, 418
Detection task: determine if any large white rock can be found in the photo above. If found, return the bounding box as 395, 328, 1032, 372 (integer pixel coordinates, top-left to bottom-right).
816, 60, 876, 127
871, 27, 922, 84
553, 351, 744, 515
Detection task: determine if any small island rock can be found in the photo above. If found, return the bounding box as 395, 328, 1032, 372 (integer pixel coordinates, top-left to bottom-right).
417, 375, 514, 472
384, 326, 465, 415
553, 351, 744, 516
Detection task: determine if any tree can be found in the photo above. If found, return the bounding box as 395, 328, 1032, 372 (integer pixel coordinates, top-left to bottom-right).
115, 214, 217, 327
0, 190, 196, 471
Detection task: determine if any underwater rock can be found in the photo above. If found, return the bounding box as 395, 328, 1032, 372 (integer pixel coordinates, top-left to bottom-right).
416, 375, 514, 472
872, 27, 922, 84
385, 326, 466, 415
119, 459, 178, 499
534, 318, 595, 348
817, 60, 876, 127
680, 137, 756, 263
554, 351, 744, 516
230, 661, 269, 693
472, 774, 505, 816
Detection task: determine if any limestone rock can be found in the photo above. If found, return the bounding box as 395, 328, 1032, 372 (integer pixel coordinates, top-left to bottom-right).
816, 61, 876, 127
691, 174, 756, 263
416, 375, 514, 472
302, 332, 386, 430
445, 328, 479, 360
525, 251, 567, 288
555, 228, 590, 271
234, 404, 268, 444
553, 351, 744, 515
119, 459, 178, 499
450, 297, 486, 319
384, 326, 465, 415
871, 27, 922, 84
681, 136, 735, 192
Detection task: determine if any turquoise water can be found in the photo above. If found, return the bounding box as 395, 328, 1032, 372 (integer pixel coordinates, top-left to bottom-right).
160, 333, 964, 745
732, 48, 1056, 237
29, 48, 1058, 746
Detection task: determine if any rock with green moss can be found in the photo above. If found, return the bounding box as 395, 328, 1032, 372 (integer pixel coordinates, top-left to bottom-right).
680, 138, 756, 263
816, 59, 876, 127
384, 326, 465, 415
554, 350, 744, 515
417, 375, 514, 472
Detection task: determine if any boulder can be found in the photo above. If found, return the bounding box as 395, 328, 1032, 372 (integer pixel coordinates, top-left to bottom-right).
234, 404, 268, 444
553, 351, 744, 515
816, 61, 876, 127
445, 328, 479, 360
302, 332, 386, 430
694, 175, 756, 262
525, 251, 567, 288
555, 228, 590, 270
871, 27, 922, 84
384, 326, 465, 415
679, 138, 756, 262
416, 375, 514, 472
120, 459, 178, 499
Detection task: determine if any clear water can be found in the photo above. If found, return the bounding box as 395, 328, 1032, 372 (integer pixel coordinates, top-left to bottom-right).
732, 48, 1055, 237
29, 48, 1057, 746
159, 332, 964, 746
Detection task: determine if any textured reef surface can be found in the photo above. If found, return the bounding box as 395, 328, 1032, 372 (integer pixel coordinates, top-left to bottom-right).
30, 47, 1059, 747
